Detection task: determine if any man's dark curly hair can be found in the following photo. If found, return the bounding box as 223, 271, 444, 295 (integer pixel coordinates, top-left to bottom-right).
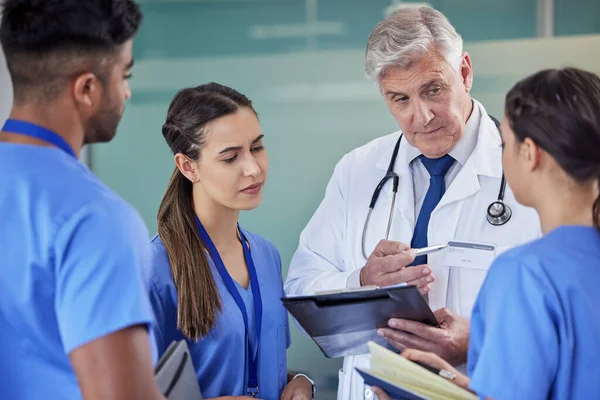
0, 0, 143, 102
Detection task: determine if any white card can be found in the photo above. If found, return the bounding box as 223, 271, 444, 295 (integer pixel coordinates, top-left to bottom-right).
444, 240, 496, 271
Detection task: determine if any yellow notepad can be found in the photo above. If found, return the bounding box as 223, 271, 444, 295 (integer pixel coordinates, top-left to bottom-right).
361, 341, 478, 400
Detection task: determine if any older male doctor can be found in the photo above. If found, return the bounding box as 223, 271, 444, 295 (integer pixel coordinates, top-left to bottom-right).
284, 6, 541, 400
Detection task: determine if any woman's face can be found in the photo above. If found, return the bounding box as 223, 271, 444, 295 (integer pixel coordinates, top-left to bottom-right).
194, 107, 268, 211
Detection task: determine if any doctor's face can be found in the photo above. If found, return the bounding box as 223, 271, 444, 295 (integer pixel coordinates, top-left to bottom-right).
380, 50, 474, 158
193, 107, 268, 211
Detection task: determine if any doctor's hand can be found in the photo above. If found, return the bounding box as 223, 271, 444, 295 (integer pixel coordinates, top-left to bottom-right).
360, 240, 435, 294
377, 307, 470, 367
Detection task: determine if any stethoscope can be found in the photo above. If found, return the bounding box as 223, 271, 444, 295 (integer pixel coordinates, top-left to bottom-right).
361, 115, 512, 260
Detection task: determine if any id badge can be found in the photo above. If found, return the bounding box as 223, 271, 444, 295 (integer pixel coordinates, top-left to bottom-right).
444, 240, 496, 317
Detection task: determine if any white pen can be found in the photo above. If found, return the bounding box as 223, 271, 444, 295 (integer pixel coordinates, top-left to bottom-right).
413, 360, 457, 380
411, 243, 448, 256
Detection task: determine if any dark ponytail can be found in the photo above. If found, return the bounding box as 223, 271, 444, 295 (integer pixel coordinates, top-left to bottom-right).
158, 83, 255, 340
505, 67, 600, 232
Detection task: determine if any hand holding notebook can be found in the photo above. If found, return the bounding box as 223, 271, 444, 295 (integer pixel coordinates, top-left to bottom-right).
356, 342, 477, 400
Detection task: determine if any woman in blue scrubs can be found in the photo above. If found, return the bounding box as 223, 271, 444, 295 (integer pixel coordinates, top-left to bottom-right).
374, 68, 600, 400
149, 83, 314, 400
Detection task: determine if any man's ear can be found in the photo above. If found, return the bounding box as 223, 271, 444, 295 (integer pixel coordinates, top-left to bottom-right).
459, 52, 473, 93
72, 72, 103, 114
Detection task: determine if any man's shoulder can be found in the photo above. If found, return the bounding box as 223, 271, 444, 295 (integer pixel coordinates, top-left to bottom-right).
339, 131, 402, 168
2, 146, 146, 239
61, 196, 149, 251
50, 170, 148, 250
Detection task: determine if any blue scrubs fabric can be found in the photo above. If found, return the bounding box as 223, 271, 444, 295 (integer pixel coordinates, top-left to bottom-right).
237, 281, 258, 363
150, 229, 291, 400
468, 226, 600, 400
0, 144, 156, 399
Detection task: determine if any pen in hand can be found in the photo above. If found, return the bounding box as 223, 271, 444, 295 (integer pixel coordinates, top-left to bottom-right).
413, 360, 456, 380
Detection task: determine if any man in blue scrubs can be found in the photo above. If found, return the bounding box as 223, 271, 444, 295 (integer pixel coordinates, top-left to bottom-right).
0, 1, 164, 399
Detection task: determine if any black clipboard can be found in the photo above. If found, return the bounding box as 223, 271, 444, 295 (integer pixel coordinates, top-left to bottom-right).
154, 340, 203, 400
282, 285, 437, 358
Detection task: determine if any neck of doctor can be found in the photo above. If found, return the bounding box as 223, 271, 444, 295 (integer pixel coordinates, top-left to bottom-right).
535, 180, 597, 234
192, 184, 241, 254
1, 99, 85, 158
463, 97, 474, 123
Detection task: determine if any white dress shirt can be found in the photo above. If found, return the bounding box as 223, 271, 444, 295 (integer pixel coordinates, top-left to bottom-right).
346, 101, 484, 288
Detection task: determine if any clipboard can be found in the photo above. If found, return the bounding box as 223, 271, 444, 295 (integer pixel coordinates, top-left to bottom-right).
154, 340, 203, 400
281, 285, 438, 358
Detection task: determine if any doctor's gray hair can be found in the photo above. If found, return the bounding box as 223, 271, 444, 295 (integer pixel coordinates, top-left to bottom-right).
365, 6, 463, 83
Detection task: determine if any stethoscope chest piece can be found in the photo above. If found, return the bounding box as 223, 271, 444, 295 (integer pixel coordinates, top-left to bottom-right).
486, 200, 512, 226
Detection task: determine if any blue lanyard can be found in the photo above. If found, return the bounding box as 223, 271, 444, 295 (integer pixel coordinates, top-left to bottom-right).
1, 119, 76, 158
195, 217, 263, 397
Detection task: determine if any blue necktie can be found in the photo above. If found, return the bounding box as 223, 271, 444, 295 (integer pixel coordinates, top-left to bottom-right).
410, 154, 455, 266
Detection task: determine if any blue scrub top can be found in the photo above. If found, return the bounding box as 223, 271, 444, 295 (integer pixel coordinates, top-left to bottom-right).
468, 225, 600, 400
0, 144, 156, 399
150, 229, 291, 400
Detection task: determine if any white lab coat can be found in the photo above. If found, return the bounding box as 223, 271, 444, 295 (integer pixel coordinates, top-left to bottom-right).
284, 100, 542, 400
